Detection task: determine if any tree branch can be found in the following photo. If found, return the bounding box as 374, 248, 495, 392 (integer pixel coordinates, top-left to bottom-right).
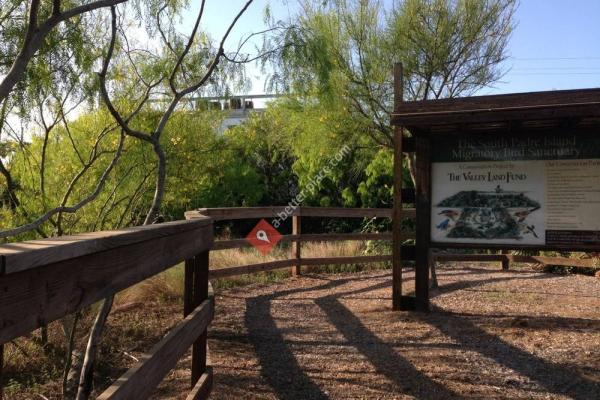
0, 0, 128, 105
168, 0, 206, 94
98, 6, 152, 142
0, 131, 125, 239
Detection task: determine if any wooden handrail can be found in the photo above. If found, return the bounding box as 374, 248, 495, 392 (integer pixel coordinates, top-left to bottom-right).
186, 206, 416, 220
0, 218, 211, 275
98, 286, 215, 399
0, 218, 215, 400
186, 207, 418, 280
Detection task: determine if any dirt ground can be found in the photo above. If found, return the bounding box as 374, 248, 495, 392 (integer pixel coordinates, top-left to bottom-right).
152, 265, 600, 399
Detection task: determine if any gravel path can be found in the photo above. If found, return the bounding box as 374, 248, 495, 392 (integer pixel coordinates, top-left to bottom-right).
161, 266, 600, 399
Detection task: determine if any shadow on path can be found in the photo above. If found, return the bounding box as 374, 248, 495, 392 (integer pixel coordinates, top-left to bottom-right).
241, 270, 598, 399
418, 307, 600, 400
315, 294, 461, 399
244, 276, 353, 400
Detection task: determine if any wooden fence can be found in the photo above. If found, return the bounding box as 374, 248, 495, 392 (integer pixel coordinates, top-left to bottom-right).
0, 206, 595, 399
0, 218, 214, 400
185, 206, 417, 279
185, 207, 595, 280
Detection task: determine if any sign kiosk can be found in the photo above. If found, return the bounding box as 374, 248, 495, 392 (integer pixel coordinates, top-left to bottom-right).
390, 64, 600, 311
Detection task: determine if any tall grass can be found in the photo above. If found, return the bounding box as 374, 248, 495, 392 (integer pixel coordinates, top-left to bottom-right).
118, 240, 391, 304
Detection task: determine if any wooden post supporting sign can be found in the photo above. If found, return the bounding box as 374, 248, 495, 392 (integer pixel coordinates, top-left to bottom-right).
392, 63, 404, 310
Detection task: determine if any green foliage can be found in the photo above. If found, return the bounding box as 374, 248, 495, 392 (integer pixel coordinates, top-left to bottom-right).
2, 108, 229, 238
266, 0, 516, 147
223, 97, 413, 212
0, 0, 516, 242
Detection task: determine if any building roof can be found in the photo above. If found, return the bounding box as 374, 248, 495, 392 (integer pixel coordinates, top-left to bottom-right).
391, 87, 600, 134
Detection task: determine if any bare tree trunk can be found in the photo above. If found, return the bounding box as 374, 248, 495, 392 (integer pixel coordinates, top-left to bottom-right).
65, 349, 84, 400
406, 153, 417, 189
76, 297, 113, 400
72, 142, 164, 399
143, 141, 167, 225
62, 312, 81, 399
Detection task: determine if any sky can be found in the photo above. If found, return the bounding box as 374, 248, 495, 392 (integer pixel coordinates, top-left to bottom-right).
185, 0, 600, 96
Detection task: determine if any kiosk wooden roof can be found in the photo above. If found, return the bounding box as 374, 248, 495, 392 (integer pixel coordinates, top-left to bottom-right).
389, 74, 600, 311
391, 87, 600, 133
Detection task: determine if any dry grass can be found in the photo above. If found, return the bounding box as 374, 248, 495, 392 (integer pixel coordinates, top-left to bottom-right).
118, 240, 388, 301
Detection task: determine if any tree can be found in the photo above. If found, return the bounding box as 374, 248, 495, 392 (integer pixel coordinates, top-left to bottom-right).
99, 0, 260, 225
0, 0, 127, 105
0, 0, 130, 239
1, 1, 277, 397
266, 0, 516, 181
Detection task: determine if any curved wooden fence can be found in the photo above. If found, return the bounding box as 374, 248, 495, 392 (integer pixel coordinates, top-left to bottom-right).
185, 206, 417, 279
0, 218, 214, 400
0, 206, 595, 399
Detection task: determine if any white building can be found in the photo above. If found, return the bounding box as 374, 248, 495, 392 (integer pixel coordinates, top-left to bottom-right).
189, 94, 281, 134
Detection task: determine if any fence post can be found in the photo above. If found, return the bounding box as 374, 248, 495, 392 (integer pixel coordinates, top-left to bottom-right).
292, 214, 302, 276
392, 62, 404, 310
1, 343, 3, 400
184, 250, 209, 387
501, 250, 510, 270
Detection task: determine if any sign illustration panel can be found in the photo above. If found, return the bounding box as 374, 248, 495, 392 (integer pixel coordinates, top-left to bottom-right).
430, 133, 600, 247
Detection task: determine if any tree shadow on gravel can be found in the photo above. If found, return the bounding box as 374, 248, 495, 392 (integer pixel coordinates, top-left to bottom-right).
315, 294, 462, 399
245, 274, 461, 399
417, 307, 600, 400
244, 276, 352, 400
241, 270, 598, 399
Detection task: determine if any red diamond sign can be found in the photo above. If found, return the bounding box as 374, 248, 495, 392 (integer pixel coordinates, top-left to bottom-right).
246, 219, 282, 255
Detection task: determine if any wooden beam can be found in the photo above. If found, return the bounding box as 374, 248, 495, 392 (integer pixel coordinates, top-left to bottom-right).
395, 104, 600, 129
186, 367, 213, 400
392, 87, 600, 127
212, 232, 413, 250
97, 295, 214, 400
0, 343, 3, 400
299, 207, 392, 218
392, 63, 404, 311
0, 218, 211, 275
300, 255, 392, 266
185, 251, 209, 387
431, 241, 600, 253
432, 253, 595, 268
188, 207, 417, 222
0, 224, 213, 345
501, 250, 510, 270
415, 134, 431, 312
188, 207, 290, 221
209, 259, 295, 279
510, 255, 595, 268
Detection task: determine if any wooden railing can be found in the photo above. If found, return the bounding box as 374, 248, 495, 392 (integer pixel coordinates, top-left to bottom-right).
185, 206, 596, 281
0, 207, 595, 399
185, 206, 417, 279
0, 218, 214, 400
